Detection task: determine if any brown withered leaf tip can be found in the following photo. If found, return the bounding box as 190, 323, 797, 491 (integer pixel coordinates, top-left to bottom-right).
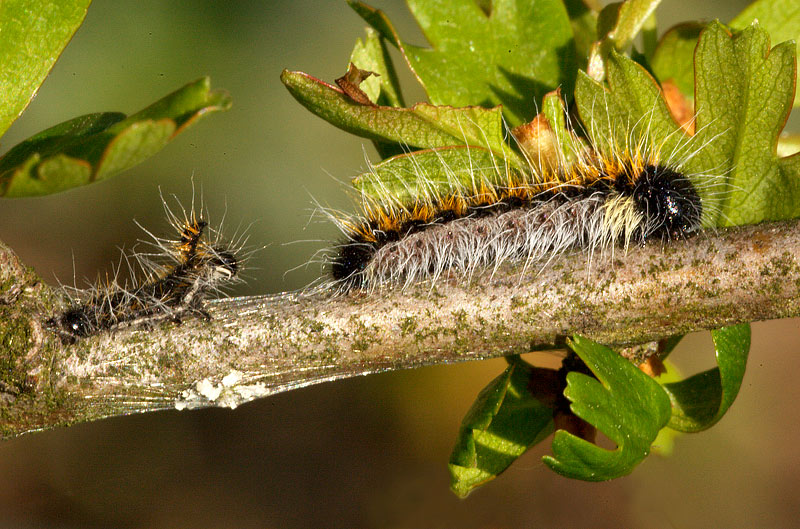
661, 79, 696, 135
512, 110, 567, 173
335, 63, 379, 106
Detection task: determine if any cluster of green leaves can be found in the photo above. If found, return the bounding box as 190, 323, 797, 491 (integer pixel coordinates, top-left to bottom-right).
284, 0, 797, 495
0, 0, 230, 198
450, 325, 749, 495
285, 0, 800, 228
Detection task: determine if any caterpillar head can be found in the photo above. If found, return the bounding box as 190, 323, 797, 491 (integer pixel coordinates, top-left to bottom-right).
208, 248, 239, 280
49, 306, 95, 340
630, 165, 703, 240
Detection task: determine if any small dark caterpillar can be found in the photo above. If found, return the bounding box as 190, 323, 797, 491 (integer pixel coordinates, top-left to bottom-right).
326, 118, 722, 292
48, 201, 242, 342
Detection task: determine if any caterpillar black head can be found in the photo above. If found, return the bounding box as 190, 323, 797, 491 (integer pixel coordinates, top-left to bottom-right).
208, 248, 239, 280
628, 165, 703, 240
48, 306, 95, 341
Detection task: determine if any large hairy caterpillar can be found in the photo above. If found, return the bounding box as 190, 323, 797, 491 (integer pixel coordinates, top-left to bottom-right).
327, 109, 722, 292
48, 195, 244, 342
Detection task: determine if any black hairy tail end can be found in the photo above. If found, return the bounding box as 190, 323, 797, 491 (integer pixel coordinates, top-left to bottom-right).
331, 241, 376, 290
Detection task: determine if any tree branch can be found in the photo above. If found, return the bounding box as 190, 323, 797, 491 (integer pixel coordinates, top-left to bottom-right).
3, 219, 800, 438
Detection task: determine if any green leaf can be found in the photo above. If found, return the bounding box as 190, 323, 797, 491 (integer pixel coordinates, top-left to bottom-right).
641, 12, 658, 62
662, 324, 751, 432
349, 0, 576, 126
693, 21, 800, 226
282, 69, 520, 163
448, 359, 555, 498
587, 0, 662, 80
564, 0, 599, 64
0, 77, 231, 197
732, 0, 800, 107
0, 0, 92, 138
651, 22, 704, 99
601, 0, 662, 51
541, 90, 586, 163
542, 335, 671, 481
352, 145, 513, 205
575, 51, 683, 154
653, 0, 800, 107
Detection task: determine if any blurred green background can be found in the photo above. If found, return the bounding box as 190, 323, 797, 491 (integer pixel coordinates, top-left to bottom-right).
1, 0, 799, 527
